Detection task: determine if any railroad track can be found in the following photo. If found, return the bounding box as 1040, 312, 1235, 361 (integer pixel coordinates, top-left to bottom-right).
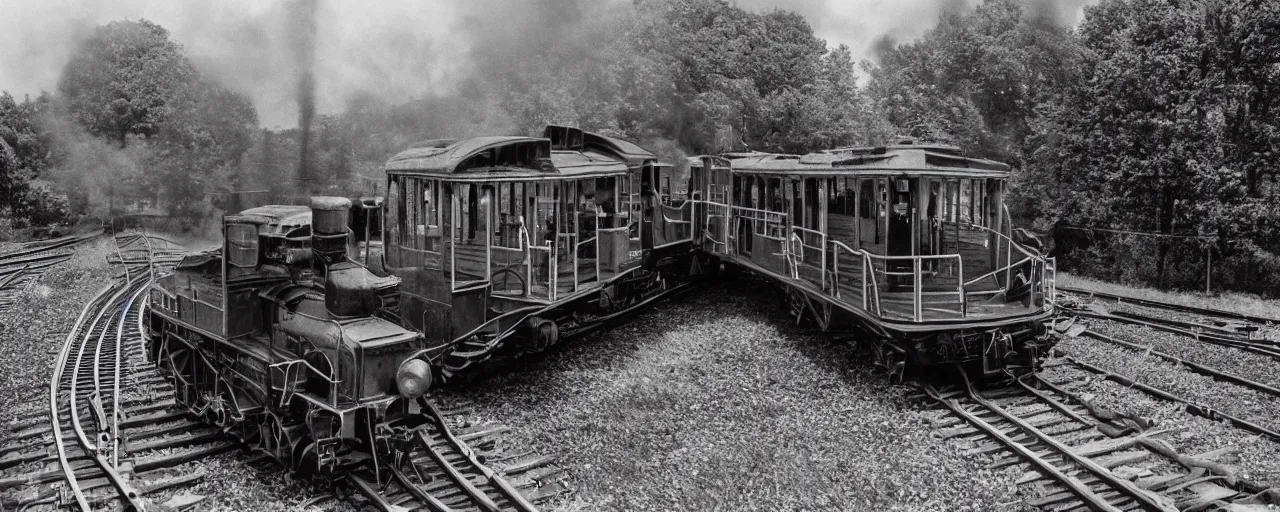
923, 369, 1274, 511
1056, 285, 1280, 327
2, 236, 227, 510
346, 400, 567, 512
1051, 287, 1280, 443
0, 233, 100, 313
1045, 315, 1280, 442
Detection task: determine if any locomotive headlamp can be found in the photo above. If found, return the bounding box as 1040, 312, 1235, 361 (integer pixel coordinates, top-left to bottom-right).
396, 358, 433, 399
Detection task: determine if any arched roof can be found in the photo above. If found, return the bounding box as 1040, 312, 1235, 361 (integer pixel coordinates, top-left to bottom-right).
732, 144, 1009, 178
384, 135, 629, 181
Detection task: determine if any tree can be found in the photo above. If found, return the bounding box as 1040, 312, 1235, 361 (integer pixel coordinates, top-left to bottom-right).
0, 91, 61, 226
865, 0, 1085, 163
1021, 0, 1280, 293
56, 19, 196, 148
148, 79, 258, 220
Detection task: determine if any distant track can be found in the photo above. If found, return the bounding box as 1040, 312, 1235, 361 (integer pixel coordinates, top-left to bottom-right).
1057, 285, 1280, 326
0, 233, 99, 313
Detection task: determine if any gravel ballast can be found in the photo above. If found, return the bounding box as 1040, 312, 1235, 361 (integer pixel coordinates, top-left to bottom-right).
1088, 318, 1280, 392
1049, 338, 1280, 487
434, 277, 1025, 512
0, 237, 117, 437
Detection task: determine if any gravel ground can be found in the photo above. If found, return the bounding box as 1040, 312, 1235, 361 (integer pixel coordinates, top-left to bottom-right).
1087, 318, 1280, 392
0, 237, 118, 437
433, 277, 1025, 512
1048, 341, 1280, 487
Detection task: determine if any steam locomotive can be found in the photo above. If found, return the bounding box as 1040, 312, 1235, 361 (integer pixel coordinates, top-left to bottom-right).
142, 125, 710, 476
143, 198, 438, 475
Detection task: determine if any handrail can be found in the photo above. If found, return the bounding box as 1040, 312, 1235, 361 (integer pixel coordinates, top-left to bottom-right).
829, 239, 961, 320
785, 232, 802, 279
829, 240, 884, 316
963, 255, 1031, 288
945, 219, 1039, 261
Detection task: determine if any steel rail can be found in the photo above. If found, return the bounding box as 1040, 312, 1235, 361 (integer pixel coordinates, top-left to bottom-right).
114, 284, 151, 466
419, 397, 537, 512
1080, 329, 1280, 398
0, 264, 28, 290
0, 232, 95, 261
1108, 309, 1255, 338
115, 230, 157, 466
1073, 310, 1280, 359
1058, 285, 1280, 325
1061, 354, 1280, 442
389, 464, 456, 512
928, 367, 1177, 512
414, 429, 502, 512
71, 276, 148, 510
50, 283, 117, 511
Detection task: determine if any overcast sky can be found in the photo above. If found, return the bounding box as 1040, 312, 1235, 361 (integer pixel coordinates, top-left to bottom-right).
0, 0, 1098, 129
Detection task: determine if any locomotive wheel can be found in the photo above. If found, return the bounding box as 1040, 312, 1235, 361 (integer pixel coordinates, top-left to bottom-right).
526, 317, 559, 352
292, 437, 319, 477
886, 351, 906, 384
158, 334, 195, 409
259, 412, 304, 466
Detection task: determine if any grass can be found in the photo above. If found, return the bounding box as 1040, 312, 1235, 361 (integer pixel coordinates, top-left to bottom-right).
1056, 272, 1280, 320
434, 277, 1026, 511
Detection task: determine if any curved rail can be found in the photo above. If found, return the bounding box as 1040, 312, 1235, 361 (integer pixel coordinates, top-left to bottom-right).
52, 275, 153, 511
49, 283, 118, 511
47, 233, 161, 510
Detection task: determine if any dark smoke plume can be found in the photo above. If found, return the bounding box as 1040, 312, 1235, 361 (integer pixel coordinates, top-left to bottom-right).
290, 0, 318, 195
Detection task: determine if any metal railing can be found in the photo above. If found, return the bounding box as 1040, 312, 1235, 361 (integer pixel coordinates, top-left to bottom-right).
730, 205, 787, 240
788, 226, 826, 289
702, 201, 732, 253
656, 202, 694, 249
684, 197, 1054, 321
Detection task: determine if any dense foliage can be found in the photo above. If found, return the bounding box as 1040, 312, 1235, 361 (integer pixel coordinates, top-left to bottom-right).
862, 0, 1280, 295
2, 20, 257, 230
1022, 0, 1280, 294
1, 0, 1277, 295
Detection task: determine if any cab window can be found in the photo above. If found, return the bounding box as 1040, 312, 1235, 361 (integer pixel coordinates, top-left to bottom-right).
226, 223, 258, 268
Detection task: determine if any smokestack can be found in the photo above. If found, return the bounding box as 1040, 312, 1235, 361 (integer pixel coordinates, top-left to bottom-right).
291, 0, 319, 196
310, 195, 350, 264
